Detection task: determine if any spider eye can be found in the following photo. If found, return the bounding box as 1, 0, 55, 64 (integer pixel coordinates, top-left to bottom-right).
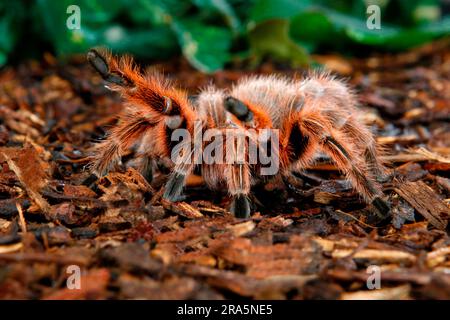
162, 96, 173, 114
224, 96, 253, 122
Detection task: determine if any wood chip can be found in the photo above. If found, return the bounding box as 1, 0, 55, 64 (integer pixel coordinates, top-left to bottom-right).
0, 242, 23, 254
332, 249, 416, 264
341, 284, 411, 300
226, 220, 255, 237
395, 181, 450, 230
161, 199, 203, 219
427, 247, 450, 268
1, 144, 50, 213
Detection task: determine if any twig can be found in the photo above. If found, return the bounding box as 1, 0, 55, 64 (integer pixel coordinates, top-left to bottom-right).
16, 202, 27, 235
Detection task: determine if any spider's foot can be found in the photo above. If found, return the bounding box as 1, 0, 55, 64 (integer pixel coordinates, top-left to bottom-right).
372, 196, 391, 219
163, 172, 185, 201
230, 195, 251, 218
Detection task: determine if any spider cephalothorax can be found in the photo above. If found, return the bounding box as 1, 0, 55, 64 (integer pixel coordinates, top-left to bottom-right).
87, 49, 389, 218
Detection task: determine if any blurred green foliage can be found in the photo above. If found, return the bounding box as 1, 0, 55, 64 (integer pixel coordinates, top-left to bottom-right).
0, 0, 449, 72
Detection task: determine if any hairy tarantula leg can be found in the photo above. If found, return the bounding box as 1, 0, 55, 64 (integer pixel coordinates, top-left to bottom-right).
297, 116, 389, 217
225, 163, 252, 218
299, 72, 389, 183
90, 117, 156, 176
341, 120, 389, 182
162, 136, 196, 202
163, 159, 195, 201
230, 194, 251, 218
87, 48, 195, 120
364, 145, 392, 183
87, 48, 196, 180
161, 115, 194, 201
321, 135, 390, 217
322, 135, 379, 195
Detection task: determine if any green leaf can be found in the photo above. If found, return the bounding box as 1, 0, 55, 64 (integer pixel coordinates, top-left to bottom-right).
249, 0, 311, 24
0, 15, 16, 56
289, 7, 450, 51
34, 0, 178, 59
129, 0, 170, 25
101, 25, 178, 59
290, 11, 334, 45
7, 0, 450, 72
193, 0, 241, 32
172, 19, 232, 73
35, 0, 107, 54
328, 8, 450, 49
133, 0, 192, 25
0, 2, 24, 66
249, 19, 310, 67
394, 0, 442, 25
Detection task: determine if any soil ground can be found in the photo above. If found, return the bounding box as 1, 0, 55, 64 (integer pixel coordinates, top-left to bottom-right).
0, 41, 449, 299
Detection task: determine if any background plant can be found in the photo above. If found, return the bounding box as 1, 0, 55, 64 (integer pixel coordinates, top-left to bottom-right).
1, 0, 449, 72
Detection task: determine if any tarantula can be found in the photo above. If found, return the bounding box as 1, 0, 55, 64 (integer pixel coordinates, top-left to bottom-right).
87, 48, 389, 218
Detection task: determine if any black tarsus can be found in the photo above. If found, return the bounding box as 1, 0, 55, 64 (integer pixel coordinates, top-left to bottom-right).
372, 197, 391, 218
230, 194, 251, 218
224, 96, 254, 122
163, 172, 186, 201
87, 49, 108, 77
87, 48, 132, 87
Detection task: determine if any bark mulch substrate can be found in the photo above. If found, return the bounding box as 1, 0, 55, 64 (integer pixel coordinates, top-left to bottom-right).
0, 41, 449, 300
